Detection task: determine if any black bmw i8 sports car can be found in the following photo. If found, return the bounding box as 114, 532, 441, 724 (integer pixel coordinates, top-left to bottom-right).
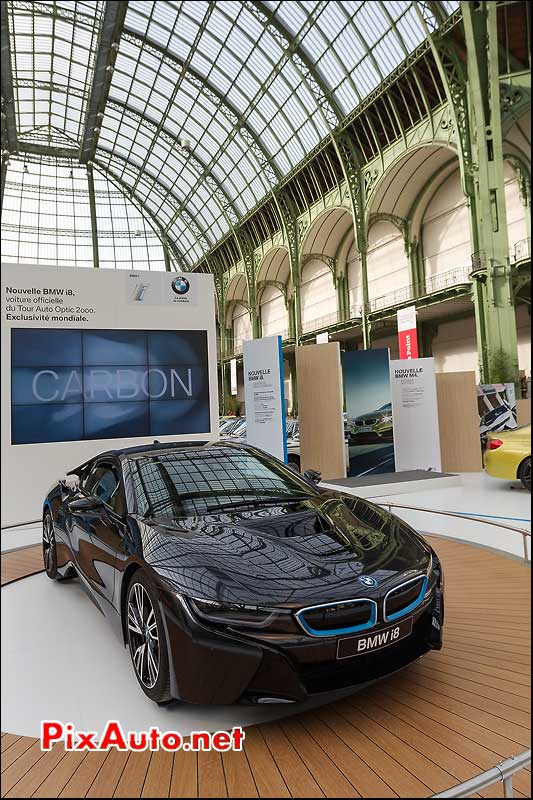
43, 441, 444, 705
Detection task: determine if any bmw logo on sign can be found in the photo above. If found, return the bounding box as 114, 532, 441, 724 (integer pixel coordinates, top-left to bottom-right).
358, 575, 378, 588
171, 276, 190, 295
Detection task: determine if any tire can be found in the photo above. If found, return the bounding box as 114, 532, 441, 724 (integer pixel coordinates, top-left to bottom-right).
288, 455, 300, 471
126, 571, 171, 703
42, 512, 59, 580
518, 456, 531, 492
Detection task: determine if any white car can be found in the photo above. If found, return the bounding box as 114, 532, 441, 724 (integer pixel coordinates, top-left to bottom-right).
219, 417, 246, 437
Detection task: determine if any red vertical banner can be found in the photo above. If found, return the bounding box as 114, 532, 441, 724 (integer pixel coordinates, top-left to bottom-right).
397, 305, 418, 359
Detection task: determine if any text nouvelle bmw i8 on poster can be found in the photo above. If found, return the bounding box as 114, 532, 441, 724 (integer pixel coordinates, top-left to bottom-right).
43, 442, 444, 704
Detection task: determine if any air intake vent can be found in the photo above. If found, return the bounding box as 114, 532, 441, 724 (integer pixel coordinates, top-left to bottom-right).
296, 599, 377, 637
384, 576, 427, 622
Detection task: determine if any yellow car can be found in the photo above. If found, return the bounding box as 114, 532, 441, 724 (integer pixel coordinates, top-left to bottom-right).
484, 424, 531, 492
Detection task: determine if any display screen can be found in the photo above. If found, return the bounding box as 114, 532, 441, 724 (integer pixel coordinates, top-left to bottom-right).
11, 328, 210, 445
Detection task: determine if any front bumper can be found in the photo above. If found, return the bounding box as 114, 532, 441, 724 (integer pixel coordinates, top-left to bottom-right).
159, 584, 444, 705
350, 426, 393, 444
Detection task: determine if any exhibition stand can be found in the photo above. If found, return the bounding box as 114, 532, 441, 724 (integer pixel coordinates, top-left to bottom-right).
243, 335, 287, 462
2, 532, 530, 798
2, 265, 529, 799
322, 470, 461, 499
295, 341, 346, 479
1, 264, 219, 528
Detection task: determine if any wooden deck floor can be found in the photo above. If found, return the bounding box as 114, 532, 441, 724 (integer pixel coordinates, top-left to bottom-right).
1, 536, 530, 798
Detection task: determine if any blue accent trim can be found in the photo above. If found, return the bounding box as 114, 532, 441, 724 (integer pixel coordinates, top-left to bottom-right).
43, 499, 52, 514
385, 576, 428, 622
452, 510, 531, 524
278, 335, 288, 464
296, 599, 377, 637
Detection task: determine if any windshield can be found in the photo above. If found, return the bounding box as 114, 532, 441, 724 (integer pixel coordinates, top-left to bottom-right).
129, 446, 316, 518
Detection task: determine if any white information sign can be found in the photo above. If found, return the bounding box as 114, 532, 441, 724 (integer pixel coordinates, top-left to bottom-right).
230, 358, 238, 396
243, 336, 287, 462
390, 357, 442, 472
1, 263, 219, 527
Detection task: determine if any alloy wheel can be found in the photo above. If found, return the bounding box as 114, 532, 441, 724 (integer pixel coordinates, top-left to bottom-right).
42, 515, 55, 574
127, 583, 160, 689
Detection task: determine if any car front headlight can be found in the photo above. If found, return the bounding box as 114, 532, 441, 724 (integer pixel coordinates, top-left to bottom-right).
381, 414, 393, 423
185, 596, 298, 633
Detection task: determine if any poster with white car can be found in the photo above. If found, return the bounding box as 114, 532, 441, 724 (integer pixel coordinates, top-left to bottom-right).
477, 383, 517, 435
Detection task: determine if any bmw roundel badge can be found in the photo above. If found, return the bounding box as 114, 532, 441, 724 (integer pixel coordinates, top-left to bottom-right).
358, 575, 378, 588
171, 276, 190, 295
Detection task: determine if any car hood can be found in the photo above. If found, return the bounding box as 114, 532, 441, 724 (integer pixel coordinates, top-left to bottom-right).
138, 493, 431, 606
353, 410, 388, 422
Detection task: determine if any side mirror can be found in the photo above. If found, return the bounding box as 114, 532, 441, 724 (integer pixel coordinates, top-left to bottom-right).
68, 496, 103, 513
303, 469, 322, 484
61, 474, 80, 492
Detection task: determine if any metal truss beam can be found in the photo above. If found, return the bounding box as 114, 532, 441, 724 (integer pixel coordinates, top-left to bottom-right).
105, 99, 240, 229
79, 1, 128, 163
1, 4, 18, 152
91, 149, 201, 269
248, 1, 343, 127
461, 0, 520, 385
120, 28, 282, 189
10, 0, 282, 190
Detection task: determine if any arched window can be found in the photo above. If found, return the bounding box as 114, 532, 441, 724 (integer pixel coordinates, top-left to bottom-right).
1, 157, 172, 271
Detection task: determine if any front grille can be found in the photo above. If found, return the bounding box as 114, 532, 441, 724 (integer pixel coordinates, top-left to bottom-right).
296, 599, 376, 637
384, 576, 427, 622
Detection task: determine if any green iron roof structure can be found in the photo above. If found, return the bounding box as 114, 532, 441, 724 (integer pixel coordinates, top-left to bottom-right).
0, 1, 530, 389
2, 0, 461, 269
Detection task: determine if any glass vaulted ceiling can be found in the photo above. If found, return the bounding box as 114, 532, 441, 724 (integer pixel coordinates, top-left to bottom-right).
5, 0, 460, 268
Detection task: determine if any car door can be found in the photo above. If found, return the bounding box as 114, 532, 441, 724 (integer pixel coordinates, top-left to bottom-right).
82, 460, 128, 606
64, 462, 100, 578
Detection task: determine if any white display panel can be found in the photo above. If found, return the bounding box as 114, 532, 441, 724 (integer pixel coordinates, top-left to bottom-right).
243, 336, 287, 463
1, 263, 219, 527
390, 357, 442, 472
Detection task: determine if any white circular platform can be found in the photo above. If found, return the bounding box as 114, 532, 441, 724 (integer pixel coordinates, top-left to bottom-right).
1, 572, 332, 738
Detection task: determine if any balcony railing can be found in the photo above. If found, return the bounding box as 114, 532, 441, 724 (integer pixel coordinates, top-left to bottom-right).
219, 266, 475, 356
423, 264, 471, 293
471, 250, 488, 272
301, 311, 339, 334
368, 283, 415, 313
367, 265, 472, 314
348, 304, 363, 320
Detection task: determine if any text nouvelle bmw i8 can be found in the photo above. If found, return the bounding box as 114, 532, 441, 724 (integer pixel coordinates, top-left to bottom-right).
43, 441, 444, 705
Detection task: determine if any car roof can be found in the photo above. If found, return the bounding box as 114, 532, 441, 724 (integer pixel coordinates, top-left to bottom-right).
67, 439, 250, 475
103, 440, 211, 457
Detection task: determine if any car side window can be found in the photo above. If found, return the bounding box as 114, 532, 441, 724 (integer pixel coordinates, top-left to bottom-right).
85, 463, 124, 513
